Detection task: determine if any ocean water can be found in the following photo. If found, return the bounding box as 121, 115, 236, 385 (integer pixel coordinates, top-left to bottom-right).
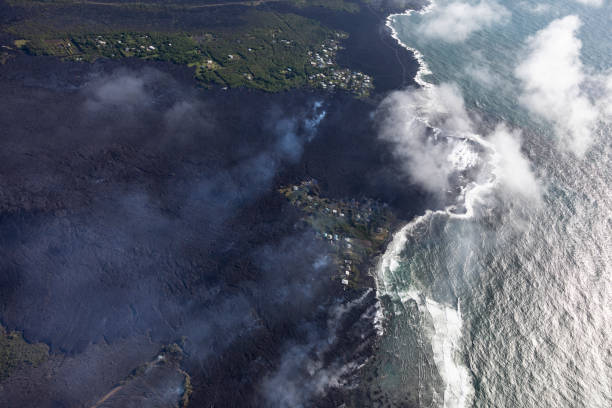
373, 1, 612, 407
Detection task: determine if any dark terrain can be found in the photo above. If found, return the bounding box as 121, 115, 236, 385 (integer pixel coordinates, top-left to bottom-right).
0, 1, 426, 406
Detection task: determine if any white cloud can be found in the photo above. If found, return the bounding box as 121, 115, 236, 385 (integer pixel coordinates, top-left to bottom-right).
378, 83, 541, 204
489, 125, 541, 200
573, 0, 604, 7
418, 1, 511, 42
378, 83, 478, 195
519, 2, 552, 14
467, 65, 497, 86
515, 15, 610, 156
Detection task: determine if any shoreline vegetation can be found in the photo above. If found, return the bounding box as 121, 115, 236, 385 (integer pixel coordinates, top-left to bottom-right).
2, 0, 379, 95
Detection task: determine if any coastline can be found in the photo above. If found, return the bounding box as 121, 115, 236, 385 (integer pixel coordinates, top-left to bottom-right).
385, 1, 435, 89
365, 0, 434, 338
322, 2, 437, 405
368, 3, 498, 407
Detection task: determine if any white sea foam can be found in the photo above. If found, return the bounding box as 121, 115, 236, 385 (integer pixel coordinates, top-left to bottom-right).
376, 208, 478, 408
386, 1, 436, 88
372, 300, 386, 337
447, 140, 480, 171
375, 210, 475, 408
426, 298, 474, 408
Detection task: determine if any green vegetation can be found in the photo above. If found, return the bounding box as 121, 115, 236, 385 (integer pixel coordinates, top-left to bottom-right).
190, 11, 338, 91
2, 0, 373, 96
7, 0, 360, 12
0, 325, 49, 380
280, 180, 395, 288
2, 1, 373, 94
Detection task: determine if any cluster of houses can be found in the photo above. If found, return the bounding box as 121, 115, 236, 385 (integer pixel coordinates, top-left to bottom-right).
307, 39, 373, 96
282, 180, 393, 289
341, 259, 353, 286
88, 34, 171, 57
287, 180, 385, 229
308, 39, 337, 69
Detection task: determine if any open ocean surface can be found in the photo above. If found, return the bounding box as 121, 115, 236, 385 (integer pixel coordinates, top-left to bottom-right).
374, 1, 611, 407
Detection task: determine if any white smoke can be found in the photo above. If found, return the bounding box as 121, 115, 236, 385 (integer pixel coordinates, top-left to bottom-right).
417, 0, 511, 43
82, 68, 162, 112
515, 15, 612, 156
260, 291, 374, 407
